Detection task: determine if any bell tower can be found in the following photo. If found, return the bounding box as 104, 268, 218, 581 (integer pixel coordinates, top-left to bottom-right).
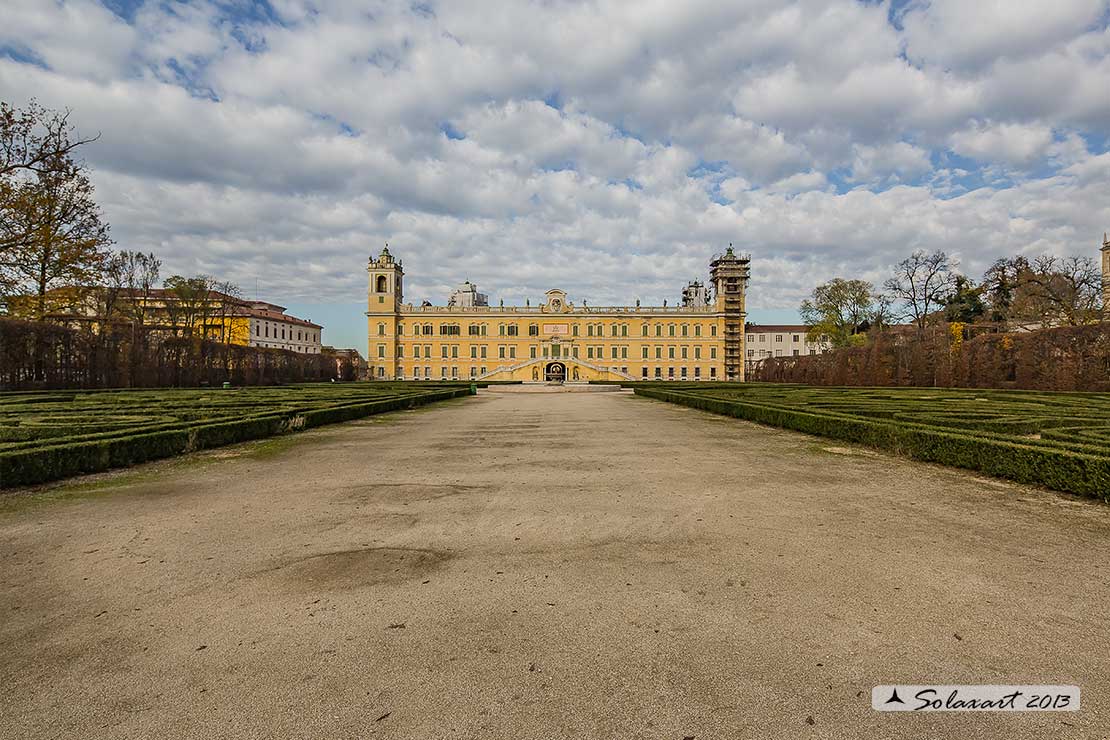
710, 245, 751, 381
367, 244, 404, 379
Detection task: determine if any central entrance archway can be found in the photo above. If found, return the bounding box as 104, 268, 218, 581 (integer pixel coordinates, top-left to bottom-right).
544, 361, 566, 383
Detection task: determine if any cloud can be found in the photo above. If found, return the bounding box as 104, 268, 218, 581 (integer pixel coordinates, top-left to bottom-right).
0, 0, 136, 80
764, 170, 828, 195
901, 0, 1109, 70
0, 0, 1107, 348
948, 121, 1055, 167
849, 142, 933, 185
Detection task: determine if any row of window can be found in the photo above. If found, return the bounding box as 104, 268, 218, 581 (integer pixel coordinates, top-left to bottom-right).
745, 335, 825, 346
387, 366, 720, 380
748, 348, 819, 358
374, 343, 720, 361
255, 323, 319, 343
254, 343, 320, 353
381, 322, 719, 338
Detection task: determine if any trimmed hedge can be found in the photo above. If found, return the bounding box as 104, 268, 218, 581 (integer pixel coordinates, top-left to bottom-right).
0, 386, 468, 488
635, 386, 1110, 500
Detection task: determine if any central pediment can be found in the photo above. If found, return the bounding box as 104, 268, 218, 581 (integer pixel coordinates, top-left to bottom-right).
543, 289, 570, 312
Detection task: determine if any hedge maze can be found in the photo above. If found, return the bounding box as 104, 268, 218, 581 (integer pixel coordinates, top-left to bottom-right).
632, 383, 1110, 499
0, 383, 471, 488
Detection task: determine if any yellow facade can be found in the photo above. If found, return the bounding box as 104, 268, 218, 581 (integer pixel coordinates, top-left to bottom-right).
366, 246, 750, 382
200, 315, 252, 345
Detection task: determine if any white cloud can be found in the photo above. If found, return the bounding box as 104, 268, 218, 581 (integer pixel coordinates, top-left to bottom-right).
0, 0, 1107, 348
0, 0, 136, 80
948, 121, 1055, 167
902, 0, 1109, 70
764, 170, 828, 195
850, 142, 933, 185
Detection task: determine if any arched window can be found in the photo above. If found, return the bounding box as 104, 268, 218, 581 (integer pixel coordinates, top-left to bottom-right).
424, 323, 433, 335
641, 324, 648, 337
681, 324, 688, 337
376, 275, 388, 293
528, 324, 539, 336
377, 322, 385, 336
621, 324, 628, 337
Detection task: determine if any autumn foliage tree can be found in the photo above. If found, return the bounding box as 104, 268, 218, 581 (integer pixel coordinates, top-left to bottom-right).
799, 278, 889, 347
1, 100, 111, 316
4, 166, 113, 318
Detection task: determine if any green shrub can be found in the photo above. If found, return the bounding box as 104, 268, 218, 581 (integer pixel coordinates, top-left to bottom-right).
635, 386, 1110, 499
0, 387, 468, 489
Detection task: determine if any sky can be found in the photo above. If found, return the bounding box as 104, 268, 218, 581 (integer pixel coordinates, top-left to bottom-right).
2, 0, 1109, 349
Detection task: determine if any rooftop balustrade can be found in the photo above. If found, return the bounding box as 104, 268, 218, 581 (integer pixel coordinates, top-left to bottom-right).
397, 304, 719, 315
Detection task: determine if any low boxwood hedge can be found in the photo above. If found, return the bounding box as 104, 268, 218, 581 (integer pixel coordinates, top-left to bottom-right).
0, 387, 467, 489
635, 386, 1110, 500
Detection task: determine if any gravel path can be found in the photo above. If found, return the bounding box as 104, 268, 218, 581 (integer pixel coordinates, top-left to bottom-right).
2, 389, 1107, 739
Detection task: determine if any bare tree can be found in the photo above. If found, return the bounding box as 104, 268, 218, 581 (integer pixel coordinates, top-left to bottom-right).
96, 250, 158, 315
105, 250, 161, 386
869, 292, 897, 331
982, 254, 1102, 327
981, 256, 1029, 323
132, 252, 162, 327
1022, 255, 1102, 326
164, 275, 214, 338
100, 251, 129, 325
1, 100, 98, 178
213, 280, 244, 345
884, 250, 959, 334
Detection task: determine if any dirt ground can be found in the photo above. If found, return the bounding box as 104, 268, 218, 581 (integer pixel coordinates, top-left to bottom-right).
2, 389, 1108, 739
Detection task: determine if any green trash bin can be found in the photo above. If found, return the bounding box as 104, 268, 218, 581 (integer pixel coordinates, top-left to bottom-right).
469, 383, 477, 395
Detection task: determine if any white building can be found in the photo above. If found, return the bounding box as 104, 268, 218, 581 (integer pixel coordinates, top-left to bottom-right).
245, 301, 323, 354
744, 324, 830, 374
446, 281, 489, 307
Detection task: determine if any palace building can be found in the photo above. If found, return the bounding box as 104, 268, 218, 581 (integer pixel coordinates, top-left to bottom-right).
366, 246, 751, 382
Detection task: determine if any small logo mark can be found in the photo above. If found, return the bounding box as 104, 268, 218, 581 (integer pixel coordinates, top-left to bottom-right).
873, 685, 1080, 712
